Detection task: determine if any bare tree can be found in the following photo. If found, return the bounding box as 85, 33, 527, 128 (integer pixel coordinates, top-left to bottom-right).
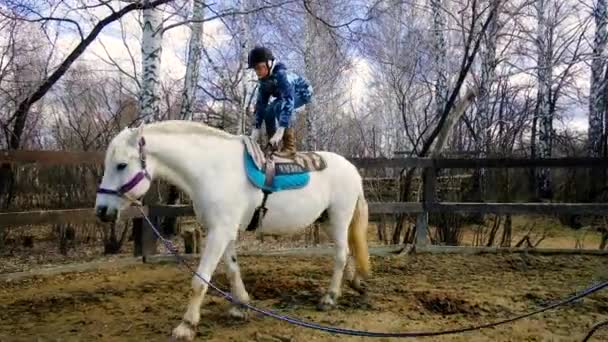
391, 0, 497, 244
179, 0, 206, 121
589, 0, 607, 158
0, 0, 175, 214
589, 0, 608, 197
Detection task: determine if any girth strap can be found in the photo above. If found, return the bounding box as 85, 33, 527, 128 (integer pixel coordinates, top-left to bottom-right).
247, 190, 271, 231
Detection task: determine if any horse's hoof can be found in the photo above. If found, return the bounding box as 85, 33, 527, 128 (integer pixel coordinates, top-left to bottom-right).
172, 323, 195, 341
228, 306, 249, 320
348, 279, 368, 295
316, 302, 334, 311
317, 293, 337, 311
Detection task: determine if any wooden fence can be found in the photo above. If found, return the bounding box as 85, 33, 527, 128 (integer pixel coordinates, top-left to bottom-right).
2, 150, 608, 259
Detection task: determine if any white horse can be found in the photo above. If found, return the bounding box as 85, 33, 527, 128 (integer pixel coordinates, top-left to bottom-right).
94, 120, 370, 341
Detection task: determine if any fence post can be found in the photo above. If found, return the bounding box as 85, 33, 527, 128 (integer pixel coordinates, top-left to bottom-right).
141, 206, 159, 262
415, 212, 429, 246
133, 182, 160, 260
417, 164, 437, 246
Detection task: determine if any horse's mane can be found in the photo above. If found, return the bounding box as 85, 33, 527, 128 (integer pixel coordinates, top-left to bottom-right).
144, 120, 239, 140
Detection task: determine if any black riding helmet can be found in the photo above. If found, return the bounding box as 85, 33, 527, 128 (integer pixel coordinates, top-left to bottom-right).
247, 46, 274, 69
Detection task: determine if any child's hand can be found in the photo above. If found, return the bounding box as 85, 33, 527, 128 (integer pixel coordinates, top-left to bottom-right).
269, 127, 285, 148
251, 128, 261, 141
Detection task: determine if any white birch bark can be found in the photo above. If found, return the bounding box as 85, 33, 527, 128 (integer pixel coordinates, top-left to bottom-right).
589, 0, 607, 157
140, 0, 164, 123
179, 0, 205, 121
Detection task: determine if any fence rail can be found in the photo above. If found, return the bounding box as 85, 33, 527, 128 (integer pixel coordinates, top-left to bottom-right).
2, 149, 607, 259
0, 207, 145, 227
1, 150, 104, 165
4, 150, 608, 168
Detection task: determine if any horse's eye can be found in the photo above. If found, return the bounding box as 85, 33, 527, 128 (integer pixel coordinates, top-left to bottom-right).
116, 163, 128, 171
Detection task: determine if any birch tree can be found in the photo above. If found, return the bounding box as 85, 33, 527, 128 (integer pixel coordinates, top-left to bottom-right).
179, 0, 205, 121
432, 0, 449, 118
301, 0, 351, 151
527, 0, 589, 199
589, 0, 608, 197
140, 0, 164, 123
475, 0, 502, 198
534, 0, 554, 199
237, 0, 253, 134
589, 0, 607, 158
0, 0, 175, 213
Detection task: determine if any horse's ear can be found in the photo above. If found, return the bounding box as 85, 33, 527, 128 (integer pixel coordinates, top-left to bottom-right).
136, 122, 144, 139
127, 122, 144, 145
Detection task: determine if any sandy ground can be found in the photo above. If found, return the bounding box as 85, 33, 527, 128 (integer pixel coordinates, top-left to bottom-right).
1, 253, 607, 342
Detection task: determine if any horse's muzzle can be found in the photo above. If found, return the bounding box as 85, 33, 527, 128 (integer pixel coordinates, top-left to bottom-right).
95, 205, 117, 222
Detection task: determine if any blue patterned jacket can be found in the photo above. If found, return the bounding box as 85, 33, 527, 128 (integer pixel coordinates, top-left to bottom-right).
254, 62, 313, 129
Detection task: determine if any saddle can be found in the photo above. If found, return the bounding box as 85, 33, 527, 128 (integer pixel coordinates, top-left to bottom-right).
242, 136, 326, 192
242, 136, 327, 232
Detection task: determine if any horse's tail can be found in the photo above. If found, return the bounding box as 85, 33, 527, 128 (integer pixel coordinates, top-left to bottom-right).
348, 192, 370, 279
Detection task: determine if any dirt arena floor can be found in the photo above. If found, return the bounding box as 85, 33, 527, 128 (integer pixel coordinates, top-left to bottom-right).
1, 253, 607, 342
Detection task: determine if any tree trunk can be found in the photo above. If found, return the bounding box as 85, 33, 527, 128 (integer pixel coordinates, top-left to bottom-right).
500, 214, 512, 247
140, 1, 164, 123
476, 0, 499, 199
304, 4, 318, 151
237, 0, 251, 134
431, 0, 448, 118
535, 0, 554, 200
529, 113, 539, 199
589, 0, 607, 198
179, 0, 205, 121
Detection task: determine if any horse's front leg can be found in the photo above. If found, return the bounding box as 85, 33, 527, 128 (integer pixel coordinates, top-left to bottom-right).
223, 240, 251, 318
172, 228, 231, 341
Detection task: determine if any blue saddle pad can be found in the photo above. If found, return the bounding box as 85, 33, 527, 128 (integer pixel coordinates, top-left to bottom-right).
244, 152, 310, 192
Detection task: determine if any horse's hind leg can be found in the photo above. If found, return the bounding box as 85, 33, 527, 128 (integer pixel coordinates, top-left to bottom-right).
317, 209, 349, 311
345, 256, 367, 295
172, 228, 232, 341
223, 240, 251, 318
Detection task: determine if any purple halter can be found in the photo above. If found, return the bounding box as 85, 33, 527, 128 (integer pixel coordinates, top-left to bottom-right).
97, 136, 151, 198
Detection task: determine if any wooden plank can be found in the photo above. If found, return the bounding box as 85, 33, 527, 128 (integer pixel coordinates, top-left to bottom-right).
144, 245, 608, 264
350, 157, 608, 170
349, 157, 431, 169
145, 245, 404, 263
0, 206, 145, 227
368, 202, 424, 214
151, 203, 424, 216
144, 202, 608, 216
414, 245, 608, 255
149, 204, 195, 217
435, 157, 608, 169
0, 150, 104, 165
3, 201, 605, 228
429, 202, 608, 215
3, 151, 606, 170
